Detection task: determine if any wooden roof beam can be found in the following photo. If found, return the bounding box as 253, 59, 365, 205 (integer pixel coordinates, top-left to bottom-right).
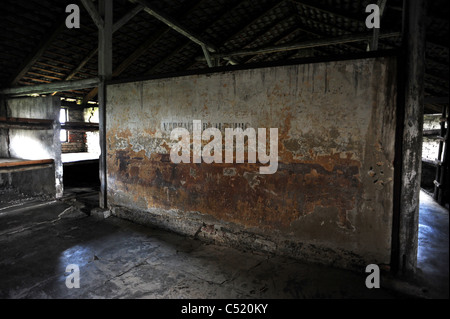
82, 0, 208, 104
81, 28, 171, 104
113, 4, 144, 33
8, 18, 66, 86
205, 32, 400, 59
130, 0, 216, 52
368, 0, 388, 51
0, 78, 100, 96
129, 0, 238, 66
81, 0, 104, 29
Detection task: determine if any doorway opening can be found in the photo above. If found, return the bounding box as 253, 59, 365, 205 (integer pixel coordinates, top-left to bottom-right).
417, 106, 449, 297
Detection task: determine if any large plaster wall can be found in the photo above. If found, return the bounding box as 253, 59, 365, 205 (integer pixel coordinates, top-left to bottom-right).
107, 57, 397, 269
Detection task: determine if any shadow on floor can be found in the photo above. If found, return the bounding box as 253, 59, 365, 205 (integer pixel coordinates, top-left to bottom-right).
415, 190, 449, 298
0, 189, 447, 299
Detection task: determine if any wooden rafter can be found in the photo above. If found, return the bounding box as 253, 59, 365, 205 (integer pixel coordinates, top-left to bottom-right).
51, 47, 99, 96
131, 0, 217, 52
220, 1, 287, 52
82, 0, 207, 104
9, 18, 66, 86
113, 4, 144, 33
145, 0, 245, 74
207, 32, 400, 60
81, 0, 104, 29
82, 28, 172, 104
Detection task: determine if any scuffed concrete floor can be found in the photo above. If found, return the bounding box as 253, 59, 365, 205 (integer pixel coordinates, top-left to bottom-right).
416, 190, 449, 297
0, 190, 447, 299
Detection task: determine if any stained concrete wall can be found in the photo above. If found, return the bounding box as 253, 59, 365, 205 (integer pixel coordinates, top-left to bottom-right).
107, 56, 397, 270
3, 97, 63, 198
1, 166, 57, 196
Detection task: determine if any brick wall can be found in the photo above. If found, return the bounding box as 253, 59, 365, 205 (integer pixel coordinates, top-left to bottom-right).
61, 108, 87, 153
422, 114, 441, 161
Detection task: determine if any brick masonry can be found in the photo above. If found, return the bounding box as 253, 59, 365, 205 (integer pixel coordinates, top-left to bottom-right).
62, 108, 87, 153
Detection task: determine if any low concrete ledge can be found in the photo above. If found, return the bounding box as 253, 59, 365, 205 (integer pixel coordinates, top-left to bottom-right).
109, 205, 369, 272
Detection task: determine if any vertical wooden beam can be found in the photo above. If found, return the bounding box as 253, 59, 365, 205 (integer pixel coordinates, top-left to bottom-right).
0, 96, 10, 158
201, 44, 214, 67
369, 0, 387, 51
440, 110, 449, 206
434, 105, 449, 205
396, 0, 426, 276
98, 0, 113, 208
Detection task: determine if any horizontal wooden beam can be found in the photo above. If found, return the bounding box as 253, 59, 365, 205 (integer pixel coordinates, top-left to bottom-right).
0, 163, 54, 174
0, 116, 54, 129
51, 48, 99, 96
0, 159, 54, 168
0, 78, 100, 96
423, 129, 444, 136
424, 96, 449, 104
199, 32, 401, 60
61, 122, 99, 131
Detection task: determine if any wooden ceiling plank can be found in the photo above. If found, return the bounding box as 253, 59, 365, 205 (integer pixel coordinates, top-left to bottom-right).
9, 18, 66, 86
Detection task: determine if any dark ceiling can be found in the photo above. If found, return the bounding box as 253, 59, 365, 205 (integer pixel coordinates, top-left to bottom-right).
0, 0, 448, 113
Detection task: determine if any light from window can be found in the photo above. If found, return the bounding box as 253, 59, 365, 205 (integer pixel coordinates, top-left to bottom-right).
60, 108, 68, 143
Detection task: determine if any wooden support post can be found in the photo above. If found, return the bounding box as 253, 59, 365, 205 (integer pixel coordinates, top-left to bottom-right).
368, 0, 387, 51
434, 105, 449, 205
395, 0, 427, 276
0, 96, 9, 158
98, 0, 113, 208
440, 108, 449, 205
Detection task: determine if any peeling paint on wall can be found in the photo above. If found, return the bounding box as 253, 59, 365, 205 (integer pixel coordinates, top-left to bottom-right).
107, 57, 397, 267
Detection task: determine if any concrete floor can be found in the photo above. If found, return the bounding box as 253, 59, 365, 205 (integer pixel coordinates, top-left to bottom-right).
416, 190, 449, 297
0, 189, 448, 299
